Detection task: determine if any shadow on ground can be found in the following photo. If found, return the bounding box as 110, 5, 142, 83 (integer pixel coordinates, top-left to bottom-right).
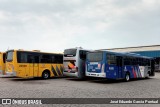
88, 77, 154, 84
10, 76, 68, 81
66, 77, 100, 81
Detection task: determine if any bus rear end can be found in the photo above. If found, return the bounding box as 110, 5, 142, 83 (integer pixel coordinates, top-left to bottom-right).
86, 51, 106, 78
63, 48, 79, 78
5, 50, 17, 76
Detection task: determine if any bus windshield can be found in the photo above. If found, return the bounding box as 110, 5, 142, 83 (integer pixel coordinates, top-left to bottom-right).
64, 49, 77, 57
6, 51, 13, 61
87, 52, 103, 62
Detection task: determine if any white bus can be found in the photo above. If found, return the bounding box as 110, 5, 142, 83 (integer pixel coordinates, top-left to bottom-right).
63, 47, 92, 79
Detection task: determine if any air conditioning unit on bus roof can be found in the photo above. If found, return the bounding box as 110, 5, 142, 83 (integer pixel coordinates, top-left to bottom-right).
76, 47, 83, 49
33, 50, 40, 52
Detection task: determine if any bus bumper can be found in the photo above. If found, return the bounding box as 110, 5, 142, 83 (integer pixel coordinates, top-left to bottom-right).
63, 72, 78, 78
5, 71, 16, 76
86, 72, 106, 78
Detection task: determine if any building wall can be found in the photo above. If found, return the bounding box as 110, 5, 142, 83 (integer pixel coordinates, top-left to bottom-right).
134, 50, 160, 57
106, 45, 160, 53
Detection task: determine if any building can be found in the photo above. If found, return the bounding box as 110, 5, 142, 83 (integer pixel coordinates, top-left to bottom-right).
100, 45, 160, 71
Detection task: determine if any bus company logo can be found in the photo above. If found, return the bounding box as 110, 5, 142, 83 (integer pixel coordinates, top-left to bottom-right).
42, 64, 45, 68
2, 99, 11, 105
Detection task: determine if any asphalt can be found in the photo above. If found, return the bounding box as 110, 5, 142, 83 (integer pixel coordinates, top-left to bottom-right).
0, 73, 160, 107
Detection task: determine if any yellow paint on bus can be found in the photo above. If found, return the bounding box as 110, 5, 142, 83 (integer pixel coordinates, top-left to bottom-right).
0, 52, 6, 75
5, 50, 63, 79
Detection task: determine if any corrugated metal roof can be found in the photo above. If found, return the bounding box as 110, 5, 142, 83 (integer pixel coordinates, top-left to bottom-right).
101, 45, 160, 52
100, 45, 160, 58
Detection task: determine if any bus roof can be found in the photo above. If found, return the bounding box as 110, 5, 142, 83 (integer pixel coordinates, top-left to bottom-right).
64, 47, 93, 51
89, 50, 153, 59
0, 52, 6, 54
6, 49, 63, 55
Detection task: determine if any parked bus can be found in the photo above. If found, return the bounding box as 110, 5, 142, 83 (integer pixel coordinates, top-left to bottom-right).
0, 52, 6, 75
5, 49, 63, 79
86, 51, 155, 81
63, 47, 92, 79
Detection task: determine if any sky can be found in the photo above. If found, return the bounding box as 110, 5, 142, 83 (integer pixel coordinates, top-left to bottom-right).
0, 0, 160, 53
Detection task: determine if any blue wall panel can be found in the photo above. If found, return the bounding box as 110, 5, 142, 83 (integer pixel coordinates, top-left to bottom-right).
133, 50, 160, 58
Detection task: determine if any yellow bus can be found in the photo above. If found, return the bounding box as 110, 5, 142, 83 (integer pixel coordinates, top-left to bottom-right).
5, 49, 63, 79
0, 52, 6, 75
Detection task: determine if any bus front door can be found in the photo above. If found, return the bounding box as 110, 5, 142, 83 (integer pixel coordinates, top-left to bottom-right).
116, 56, 123, 78
29, 55, 39, 77
33, 56, 39, 77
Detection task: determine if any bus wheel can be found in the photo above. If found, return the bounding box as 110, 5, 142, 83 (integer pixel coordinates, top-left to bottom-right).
42, 71, 50, 79
125, 73, 130, 82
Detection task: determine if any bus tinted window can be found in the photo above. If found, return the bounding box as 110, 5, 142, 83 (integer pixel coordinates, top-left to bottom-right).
64, 49, 77, 57
17, 52, 29, 63
55, 55, 63, 63
40, 54, 63, 63
40, 54, 51, 63
107, 54, 116, 65
124, 57, 131, 65
17, 51, 63, 64
6, 51, 13, 61
87, 52, 102, 62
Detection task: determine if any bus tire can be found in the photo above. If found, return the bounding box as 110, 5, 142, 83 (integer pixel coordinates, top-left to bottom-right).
125, 73, 130, 82
42, 70, 50, 79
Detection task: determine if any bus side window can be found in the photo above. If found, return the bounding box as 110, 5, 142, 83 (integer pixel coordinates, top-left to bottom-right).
26, 53, 39, 63
17, 52, 28, 63
40, 54, 51, 63
51, 55, 63, 64
52, 55, 58, 63
34, 55, 39, 63
107, 54, 116, 65
124, 57, 132, 65
51, 55, 55, 63
57, 55, 63, 63
27, 55, 34, 63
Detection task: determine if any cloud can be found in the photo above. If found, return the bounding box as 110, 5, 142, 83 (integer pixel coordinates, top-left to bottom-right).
0, 0, 160, 52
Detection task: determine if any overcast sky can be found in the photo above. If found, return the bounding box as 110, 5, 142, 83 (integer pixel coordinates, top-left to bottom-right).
0, 0, 160, 53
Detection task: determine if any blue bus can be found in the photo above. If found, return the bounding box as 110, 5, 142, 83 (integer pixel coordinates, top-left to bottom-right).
85, 51, 155, 81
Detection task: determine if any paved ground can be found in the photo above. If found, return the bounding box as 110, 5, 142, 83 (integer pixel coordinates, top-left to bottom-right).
0, 73, 160, 107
